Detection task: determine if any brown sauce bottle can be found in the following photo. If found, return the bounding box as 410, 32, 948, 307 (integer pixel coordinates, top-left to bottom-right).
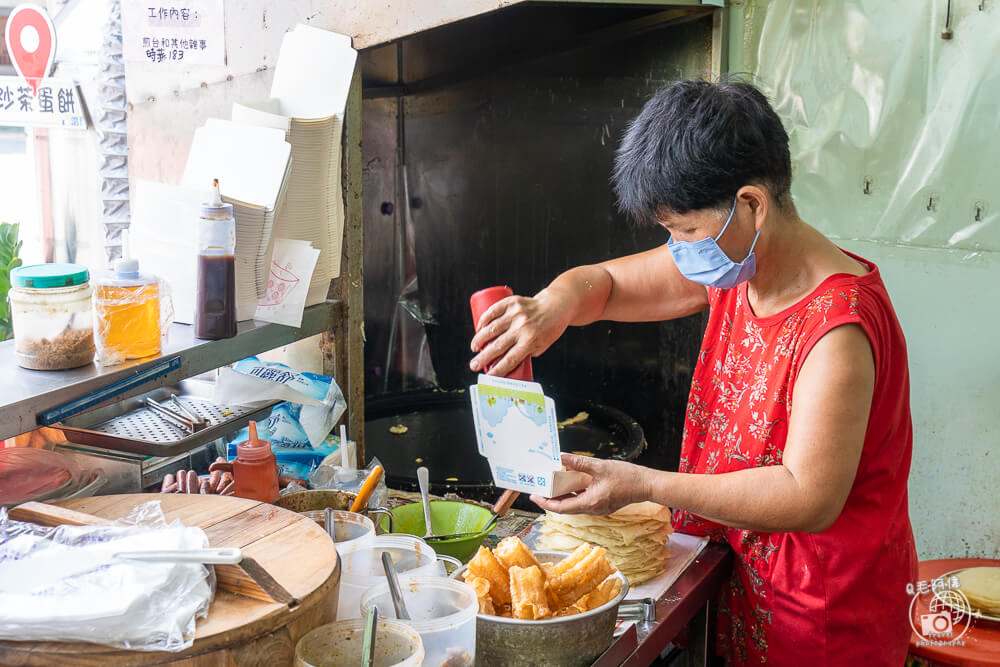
196, 254, 236, 339
195, 179, 237, 339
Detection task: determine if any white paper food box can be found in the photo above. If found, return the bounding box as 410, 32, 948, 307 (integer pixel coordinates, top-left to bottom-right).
469, 375, 591, 498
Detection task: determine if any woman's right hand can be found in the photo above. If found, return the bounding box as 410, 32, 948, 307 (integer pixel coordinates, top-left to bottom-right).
469, 288, 575, 377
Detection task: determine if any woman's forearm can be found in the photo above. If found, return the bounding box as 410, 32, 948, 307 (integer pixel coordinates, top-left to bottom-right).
537, 265, 614, 327
641, 466, 840, 534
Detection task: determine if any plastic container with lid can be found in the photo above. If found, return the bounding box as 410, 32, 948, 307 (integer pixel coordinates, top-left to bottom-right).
337, 535, 443, 620
294, 618, 424, 667
93, 230, 162, 366
232, 422, 279, 503
326, 510, 376, 554
9, 263, 95, 370
361, 576, 477, 667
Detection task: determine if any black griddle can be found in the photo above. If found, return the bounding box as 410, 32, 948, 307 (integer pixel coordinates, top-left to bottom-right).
365, 390, 645, 509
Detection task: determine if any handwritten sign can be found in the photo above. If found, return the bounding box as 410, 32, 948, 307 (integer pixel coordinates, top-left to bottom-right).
0, 75, 86, 128
121, 1, 226, 66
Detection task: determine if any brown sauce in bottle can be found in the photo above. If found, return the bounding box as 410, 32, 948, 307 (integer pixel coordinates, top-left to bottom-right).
195, 254, 236, 339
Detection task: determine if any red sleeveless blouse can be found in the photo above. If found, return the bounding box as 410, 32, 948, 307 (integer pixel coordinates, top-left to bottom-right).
671, 251, 918, 665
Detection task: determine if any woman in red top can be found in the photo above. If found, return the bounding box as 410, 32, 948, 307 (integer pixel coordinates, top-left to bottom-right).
470, 80, 917, 664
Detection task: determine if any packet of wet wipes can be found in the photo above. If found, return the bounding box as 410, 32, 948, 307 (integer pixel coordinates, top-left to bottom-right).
214, 357, 346, 447
227, 429, 348, 482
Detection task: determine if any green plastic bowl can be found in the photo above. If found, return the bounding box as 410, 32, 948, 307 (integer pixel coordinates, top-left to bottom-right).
381, 501, 493, 562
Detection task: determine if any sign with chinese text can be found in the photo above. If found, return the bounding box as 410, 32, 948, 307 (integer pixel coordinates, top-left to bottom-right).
0, 75, 86, 128
121, 1, 226, 66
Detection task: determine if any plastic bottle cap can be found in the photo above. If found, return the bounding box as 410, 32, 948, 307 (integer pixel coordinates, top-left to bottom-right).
201, 178, 233, 219
113, 229, 140, 276
11, 263, 89, 289
237, 421, 273, 461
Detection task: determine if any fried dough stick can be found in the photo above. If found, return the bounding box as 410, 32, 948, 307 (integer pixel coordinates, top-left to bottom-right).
466, 546, 511, 605
509, 565, 552, 620
466, 575, 495, 614
572, 576, 622, 613
494, 536, 542, 571
545, 545, 615, 609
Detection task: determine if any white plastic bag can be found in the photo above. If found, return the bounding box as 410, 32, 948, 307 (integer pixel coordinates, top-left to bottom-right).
213, 357, 346, 448
308, 456, 389, 509
0, 500, 213, 651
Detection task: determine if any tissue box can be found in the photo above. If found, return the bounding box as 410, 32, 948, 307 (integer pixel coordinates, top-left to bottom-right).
469, 375, 590, 498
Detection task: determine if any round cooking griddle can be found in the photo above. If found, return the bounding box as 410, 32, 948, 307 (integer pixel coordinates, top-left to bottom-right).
365, 390, 645, 508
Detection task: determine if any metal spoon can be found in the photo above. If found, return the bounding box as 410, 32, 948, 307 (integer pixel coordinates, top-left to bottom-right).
381, 551, 411, 620
417, 465, 434, 538
324, 507, 336, 544
362, 604, 377, 667
425, 488, 518, 542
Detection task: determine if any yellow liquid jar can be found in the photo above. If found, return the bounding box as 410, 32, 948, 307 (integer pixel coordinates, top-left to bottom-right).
94, 268, 161, 366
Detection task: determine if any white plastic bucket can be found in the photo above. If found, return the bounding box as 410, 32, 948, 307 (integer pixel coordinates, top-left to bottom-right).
294, 618, 424, 667
337, 536, 440, 620
361, 576, 477, 667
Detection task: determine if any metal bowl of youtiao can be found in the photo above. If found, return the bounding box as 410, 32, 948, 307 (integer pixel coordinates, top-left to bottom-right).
451, 550, 629, 666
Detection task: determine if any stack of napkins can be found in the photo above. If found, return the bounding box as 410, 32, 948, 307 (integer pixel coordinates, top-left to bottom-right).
181, 119, 292, 320
469, 375, 591, 498
232, 25, 357, 307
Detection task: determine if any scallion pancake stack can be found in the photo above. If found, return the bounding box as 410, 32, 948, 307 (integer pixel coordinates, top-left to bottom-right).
957, 567, 1000, 615
538, 502, 672, 585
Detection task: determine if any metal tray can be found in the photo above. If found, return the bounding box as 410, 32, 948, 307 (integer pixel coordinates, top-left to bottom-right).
52, 380, 279, 456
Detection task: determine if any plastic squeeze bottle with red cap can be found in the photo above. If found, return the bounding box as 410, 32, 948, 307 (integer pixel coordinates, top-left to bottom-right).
233, 422, 280, 503
470, 286, 534, 381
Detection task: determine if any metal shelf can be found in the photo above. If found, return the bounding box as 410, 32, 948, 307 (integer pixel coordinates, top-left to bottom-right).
0, 301, 343, 441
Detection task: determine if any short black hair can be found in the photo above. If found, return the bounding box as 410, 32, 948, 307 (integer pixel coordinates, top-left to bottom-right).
612, 78, 792, 224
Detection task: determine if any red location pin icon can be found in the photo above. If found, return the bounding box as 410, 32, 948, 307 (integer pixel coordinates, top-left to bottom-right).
4, 4, 57, 96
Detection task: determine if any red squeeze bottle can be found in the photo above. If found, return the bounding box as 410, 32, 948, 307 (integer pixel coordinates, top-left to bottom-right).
233, 422, 280, 503
470, 286, 534, 381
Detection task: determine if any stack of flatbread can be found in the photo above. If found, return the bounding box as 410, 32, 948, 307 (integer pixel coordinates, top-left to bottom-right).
537, 502, 672, 585
957, 567, 1000, 615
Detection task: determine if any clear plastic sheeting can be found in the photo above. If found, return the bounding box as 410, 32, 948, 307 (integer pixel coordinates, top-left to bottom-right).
754, 0, 1000, 252
309, 455, 389, 508
0, 500, 213, 651
93, 276, 174, 367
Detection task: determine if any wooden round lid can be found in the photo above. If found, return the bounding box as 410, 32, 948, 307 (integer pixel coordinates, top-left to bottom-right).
0, 493, 339, 664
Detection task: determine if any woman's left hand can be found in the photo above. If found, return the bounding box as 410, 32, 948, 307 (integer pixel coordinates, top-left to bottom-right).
529, 454, 653, 515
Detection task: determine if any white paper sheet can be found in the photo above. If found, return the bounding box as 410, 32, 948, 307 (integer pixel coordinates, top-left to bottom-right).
180, 119, 290, 209
624, 532, 710, 601
121, 0, 226, 66
270, 25, 357, 119
254, 239, 321, 327
130, 180, 202, 324
231, 100, 290, 134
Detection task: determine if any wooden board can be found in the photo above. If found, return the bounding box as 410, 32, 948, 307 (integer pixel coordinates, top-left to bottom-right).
0, 494, 340, 666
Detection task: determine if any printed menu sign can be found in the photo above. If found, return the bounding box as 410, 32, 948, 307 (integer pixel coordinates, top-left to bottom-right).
0, 76, 86, 128
121, 1, 226, 65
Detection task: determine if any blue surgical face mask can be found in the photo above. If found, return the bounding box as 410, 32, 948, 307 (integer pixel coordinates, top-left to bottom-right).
667, 196, 761, 289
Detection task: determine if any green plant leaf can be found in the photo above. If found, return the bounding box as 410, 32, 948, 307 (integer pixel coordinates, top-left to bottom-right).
0, 222, 21, 341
